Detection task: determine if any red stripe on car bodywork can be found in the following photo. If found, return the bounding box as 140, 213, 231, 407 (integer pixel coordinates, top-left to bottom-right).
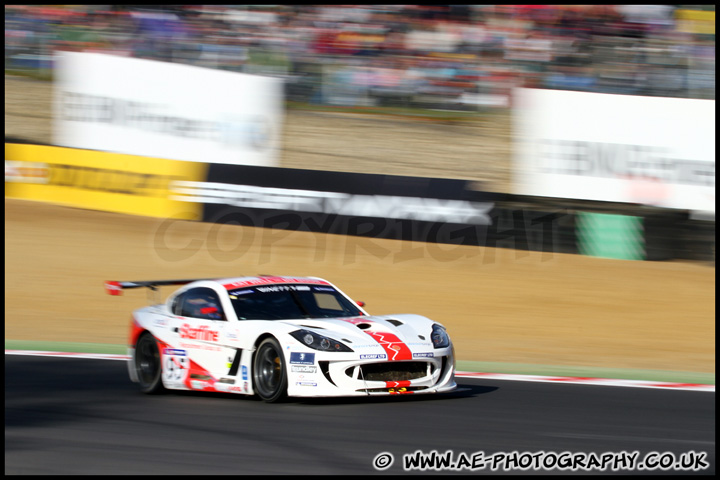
386, 380, 412, 388
366, 331, 412, 361
129, 315, 144, 347
340, 318, 412, 361
184, 359, 217, 391
223, 277, 331, 290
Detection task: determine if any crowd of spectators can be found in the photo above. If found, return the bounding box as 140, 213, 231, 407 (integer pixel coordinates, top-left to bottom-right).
5, 5, 716, 110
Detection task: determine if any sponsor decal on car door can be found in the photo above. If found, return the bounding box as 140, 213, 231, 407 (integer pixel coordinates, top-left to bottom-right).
171, 316, 228, 390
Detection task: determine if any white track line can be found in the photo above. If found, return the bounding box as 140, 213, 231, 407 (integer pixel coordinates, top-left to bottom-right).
456, 372, 715, 392
5, 350, 714, 392
5, 349, 130, 361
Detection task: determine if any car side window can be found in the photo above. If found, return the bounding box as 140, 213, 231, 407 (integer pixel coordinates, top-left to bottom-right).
171, 293, 184, 316
177, 288, 226, 320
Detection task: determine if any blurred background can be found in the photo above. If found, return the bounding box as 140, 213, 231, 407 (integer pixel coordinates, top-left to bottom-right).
5, 5, 715, 106
5, 5, 716, 198
4, 5, 716, 373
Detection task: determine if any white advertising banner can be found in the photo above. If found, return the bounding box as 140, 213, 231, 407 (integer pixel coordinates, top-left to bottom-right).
53, 52, 283, 167
513, 88, 715, 217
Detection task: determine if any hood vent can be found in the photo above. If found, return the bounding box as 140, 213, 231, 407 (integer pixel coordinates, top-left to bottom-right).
386, 319, 403, 327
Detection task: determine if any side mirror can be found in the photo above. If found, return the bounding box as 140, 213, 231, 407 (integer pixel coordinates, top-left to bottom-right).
356, 301, 365, 308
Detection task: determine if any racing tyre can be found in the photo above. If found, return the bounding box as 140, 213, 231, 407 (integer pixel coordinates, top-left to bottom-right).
135, 332, 164, 394
253, 337, 287, 402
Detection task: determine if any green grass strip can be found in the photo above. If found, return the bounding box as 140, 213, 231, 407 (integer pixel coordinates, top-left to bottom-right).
5, 339, 127, 355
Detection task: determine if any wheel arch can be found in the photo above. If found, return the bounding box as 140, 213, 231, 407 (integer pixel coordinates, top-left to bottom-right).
253, 332, 278, 350
250, 332, 284, 373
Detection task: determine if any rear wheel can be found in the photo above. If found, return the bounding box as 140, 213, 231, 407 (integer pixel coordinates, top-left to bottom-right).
135, 332, 164, 394
253, 337, 287, 402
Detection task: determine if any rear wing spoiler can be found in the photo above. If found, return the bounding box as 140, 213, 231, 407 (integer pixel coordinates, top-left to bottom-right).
105, 279, 213, 296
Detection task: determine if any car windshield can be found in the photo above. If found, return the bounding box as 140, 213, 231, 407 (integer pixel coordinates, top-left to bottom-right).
227, 284, 363, 320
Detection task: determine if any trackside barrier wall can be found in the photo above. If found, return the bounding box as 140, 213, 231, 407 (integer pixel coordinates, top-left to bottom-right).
576, 213, 645, 261
4, 142, 714, 263
511, 88, 715, 262
189, 162, 505, 247
4, 143, 206, 220
185, 162, 713, 262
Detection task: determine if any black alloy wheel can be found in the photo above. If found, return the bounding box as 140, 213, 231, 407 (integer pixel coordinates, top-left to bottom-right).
253, 337, 288, 402
135, 332, 164, 394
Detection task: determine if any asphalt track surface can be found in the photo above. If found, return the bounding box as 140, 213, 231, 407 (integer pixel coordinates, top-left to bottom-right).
5, 356, 714, 475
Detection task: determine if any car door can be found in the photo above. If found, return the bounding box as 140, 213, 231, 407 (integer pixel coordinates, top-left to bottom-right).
168, 287, 234, 389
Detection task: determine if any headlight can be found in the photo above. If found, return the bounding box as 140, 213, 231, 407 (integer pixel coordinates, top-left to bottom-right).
290, 329, 354, 352
431, 324, 450, 349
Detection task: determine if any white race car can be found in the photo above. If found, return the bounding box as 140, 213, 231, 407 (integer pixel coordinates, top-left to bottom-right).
106, 275, 456, 402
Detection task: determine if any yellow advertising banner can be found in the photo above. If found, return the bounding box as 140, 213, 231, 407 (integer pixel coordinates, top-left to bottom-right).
4, 144, 207, 220
675, 9, 715, 35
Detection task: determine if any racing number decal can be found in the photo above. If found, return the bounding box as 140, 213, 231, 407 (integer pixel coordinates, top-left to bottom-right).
162, 349, 189, 385
165, 356, 188, 381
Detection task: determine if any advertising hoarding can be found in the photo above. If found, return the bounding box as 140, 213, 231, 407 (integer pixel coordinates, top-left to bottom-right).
513, 88, 715, 218
54, 52, 283, 167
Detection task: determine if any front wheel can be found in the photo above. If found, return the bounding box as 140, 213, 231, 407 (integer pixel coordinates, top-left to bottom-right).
253, 337, 287, 403
134, 332, 164, 394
